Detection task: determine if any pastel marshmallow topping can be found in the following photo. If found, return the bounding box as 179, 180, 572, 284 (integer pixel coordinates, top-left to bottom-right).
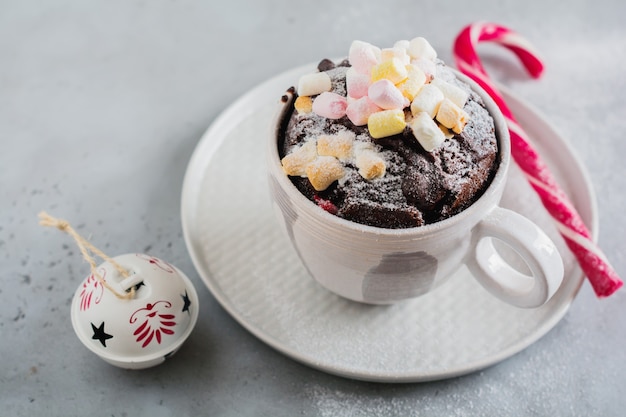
411, 58, 436, 81
355, 148, 386, 180
280, 130, 386, 191
349, 40, 381, 75
410, 111, 446, 152
410, 84, 444, 118
317, 131, 355, 161
380, 46, 411, 65
281, 140, 318, 177
408, 36, 437, 61
368, 79, 410, 110
393, 39, 411, 51
298, 72, 332, 97
436, 98, 469, 134
346, 68, 371, 99
346, 96, 382, 126
312, 92, 348, 119
283, 35, 473, 192
430, 78, 469, 108
396, 64, 427, 101
371, 57, 408, 84
368, 108, 406, 139
294, 96, 313, 114
306, 156, 346, 191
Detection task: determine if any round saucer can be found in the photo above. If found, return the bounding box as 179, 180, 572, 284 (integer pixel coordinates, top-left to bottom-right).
181, 64, 596, 382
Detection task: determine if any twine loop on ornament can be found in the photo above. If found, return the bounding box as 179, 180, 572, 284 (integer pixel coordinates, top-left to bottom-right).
38, 211, 135, 300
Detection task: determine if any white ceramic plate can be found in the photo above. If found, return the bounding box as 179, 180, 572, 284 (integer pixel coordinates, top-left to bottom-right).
181, 64, 597, 383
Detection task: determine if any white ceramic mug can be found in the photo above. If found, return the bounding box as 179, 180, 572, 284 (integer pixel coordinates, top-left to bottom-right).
267, 70, 563, 307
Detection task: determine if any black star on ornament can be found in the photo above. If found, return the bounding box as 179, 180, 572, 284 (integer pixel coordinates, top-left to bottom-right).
91, 322, 113, 347
181, 291, 191, 314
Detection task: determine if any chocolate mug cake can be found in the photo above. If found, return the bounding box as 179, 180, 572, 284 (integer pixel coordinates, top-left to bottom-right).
268, 36, 561, 306
278, 37, 498, 229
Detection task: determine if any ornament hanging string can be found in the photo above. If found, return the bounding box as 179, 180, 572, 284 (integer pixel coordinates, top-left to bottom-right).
38, 211, 135, 300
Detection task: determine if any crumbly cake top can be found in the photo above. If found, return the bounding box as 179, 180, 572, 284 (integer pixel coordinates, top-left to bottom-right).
278, 37, 498, 228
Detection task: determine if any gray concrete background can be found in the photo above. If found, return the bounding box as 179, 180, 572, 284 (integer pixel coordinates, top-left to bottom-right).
1, 1, 625, 415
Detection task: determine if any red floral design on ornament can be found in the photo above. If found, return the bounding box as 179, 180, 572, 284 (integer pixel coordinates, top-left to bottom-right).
136, 253, 175, 273
129, 300, 176, 348
79, 267, 106, 311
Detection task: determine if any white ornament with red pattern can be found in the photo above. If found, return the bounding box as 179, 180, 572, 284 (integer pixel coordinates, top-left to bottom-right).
70, 253, 199, 369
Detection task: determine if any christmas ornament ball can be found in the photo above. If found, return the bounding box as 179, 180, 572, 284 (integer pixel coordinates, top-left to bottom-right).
70, 253, 199, 369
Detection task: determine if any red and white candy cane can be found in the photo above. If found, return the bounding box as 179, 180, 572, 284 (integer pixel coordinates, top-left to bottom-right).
453, 22, 622, 297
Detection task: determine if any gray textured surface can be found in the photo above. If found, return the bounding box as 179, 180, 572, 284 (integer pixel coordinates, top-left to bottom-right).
1, 1, 625, 416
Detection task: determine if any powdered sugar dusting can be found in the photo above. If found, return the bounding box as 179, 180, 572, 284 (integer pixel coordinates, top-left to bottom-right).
280, 58, 498, 228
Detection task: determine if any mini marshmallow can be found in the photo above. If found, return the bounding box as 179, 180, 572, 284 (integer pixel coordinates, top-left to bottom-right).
380, 46, 410, 65
408, 37, 437, 61
346, 68, 371, 99
312, 92, 348, 119
410, 58, 436, 81
436, 98, 469, 134
298, 72, 332, 97
306, 156, 345, 191
393, 39, 410, 51
370, 57, 408, 84
410, 112, 446, 152
317, 131, 355, 161
368, 79, 410, 110
410, 84, 444, 118
439, 125, 455, 139
396, 64, 427, 101
349, 40, 381, 75
294, 96, 313, 114
355, 149, 386, 180
281, 140, 318, 177
346, 96, 382, 126
430, 78, 469, 108
367, 108, 406, 139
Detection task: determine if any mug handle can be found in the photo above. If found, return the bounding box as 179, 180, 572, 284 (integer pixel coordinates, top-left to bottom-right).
466, 206, 564, 308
